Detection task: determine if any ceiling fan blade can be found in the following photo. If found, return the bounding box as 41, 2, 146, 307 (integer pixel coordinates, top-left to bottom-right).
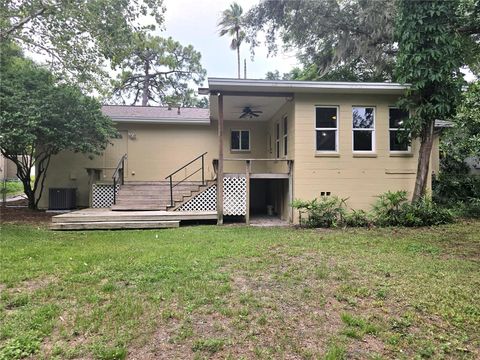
252, 110, 263, 114
251, 113, 260, 117
239, 113, 248, 118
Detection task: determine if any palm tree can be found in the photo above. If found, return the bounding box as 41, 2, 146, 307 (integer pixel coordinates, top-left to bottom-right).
218, 2, 245, 79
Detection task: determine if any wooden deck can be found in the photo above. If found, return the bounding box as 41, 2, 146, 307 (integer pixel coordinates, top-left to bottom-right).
51, 208, 217, 230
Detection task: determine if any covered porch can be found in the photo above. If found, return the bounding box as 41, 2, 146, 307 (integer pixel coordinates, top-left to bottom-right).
204, 78, 295, 224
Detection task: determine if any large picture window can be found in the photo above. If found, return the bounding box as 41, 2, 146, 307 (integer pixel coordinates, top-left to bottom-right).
389, 108, 410, 152
231, 130, 250, 151
315, 106, 338, 152
352, 107, 375, 152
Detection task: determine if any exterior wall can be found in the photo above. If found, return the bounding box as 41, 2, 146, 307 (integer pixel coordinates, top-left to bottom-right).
292, 93, 428, 222
39, 119, 271, 209
0, 154, 23, 181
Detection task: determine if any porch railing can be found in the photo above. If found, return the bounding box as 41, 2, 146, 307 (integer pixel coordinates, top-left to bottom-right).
165, 152, 207, 207
112, 154, 127, 205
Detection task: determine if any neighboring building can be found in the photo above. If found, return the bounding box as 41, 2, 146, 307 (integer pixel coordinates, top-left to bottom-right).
40, 78, 441, 224
0, 153, 20, 181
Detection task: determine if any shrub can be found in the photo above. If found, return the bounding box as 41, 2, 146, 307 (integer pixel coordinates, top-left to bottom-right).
433, 173, 480, 206
401, 197, 454, 226
372, 190, 408, 226
372, 191, 454, 227
344, 209, 372, 227
450, 198, 480, 218
292, 196, 347, 228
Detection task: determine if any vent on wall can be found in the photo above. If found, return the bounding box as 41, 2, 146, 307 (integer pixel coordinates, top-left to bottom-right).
320, 192, 331, 196
49, 188, 76, 210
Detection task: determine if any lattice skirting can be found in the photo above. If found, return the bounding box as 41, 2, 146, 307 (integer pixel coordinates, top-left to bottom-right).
92, 184, 119, 208
176, 176, 246, 215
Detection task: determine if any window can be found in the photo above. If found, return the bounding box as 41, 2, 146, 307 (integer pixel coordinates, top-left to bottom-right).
352, 107, 375, 152
315, 106, 338, 152
389, 108, 410, 152
283, 116, 288, 156
275, 122, 280, 158
231, 130, 250, 151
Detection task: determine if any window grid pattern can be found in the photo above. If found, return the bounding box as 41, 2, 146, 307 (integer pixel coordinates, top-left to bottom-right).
352, 107, 375, 152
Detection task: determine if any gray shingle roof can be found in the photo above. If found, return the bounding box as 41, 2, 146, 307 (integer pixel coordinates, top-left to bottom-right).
102, 105, 210, 122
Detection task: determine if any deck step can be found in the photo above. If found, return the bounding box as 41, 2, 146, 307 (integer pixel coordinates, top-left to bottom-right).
51, 220, 180, 230
52, 210, 217, 223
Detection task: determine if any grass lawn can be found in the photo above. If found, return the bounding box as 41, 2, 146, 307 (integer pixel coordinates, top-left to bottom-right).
0, 181, 24, 198
0, 221, 479, 359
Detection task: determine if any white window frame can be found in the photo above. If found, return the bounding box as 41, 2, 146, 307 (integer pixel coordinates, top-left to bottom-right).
315, 106, 339, 153
389, 107, 411, 154
283, 115, 288, 157
230, 129, 250, 152
275, 122, 280, 158
352, 106, 376, 153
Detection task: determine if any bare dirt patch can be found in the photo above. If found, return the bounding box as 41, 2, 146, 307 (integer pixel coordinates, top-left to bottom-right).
0, 201, 53, 225
9, 275, 58, 294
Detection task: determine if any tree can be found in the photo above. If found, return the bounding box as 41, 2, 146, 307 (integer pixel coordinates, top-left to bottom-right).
218, 2, 245, 79
0, 45, 117, 209
441, 82, 480, 164
395, 0, 465, 202
0, 0, 165, 91
110, 33, 206, 106
244, 0, 396, 81
244, 0, 479, 81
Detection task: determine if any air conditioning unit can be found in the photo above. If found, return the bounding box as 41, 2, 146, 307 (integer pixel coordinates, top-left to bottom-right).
49, 188, 76, 210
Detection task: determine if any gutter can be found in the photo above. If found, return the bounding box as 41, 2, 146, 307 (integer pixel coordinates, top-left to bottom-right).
110, 117, 211, 125
207, 77, 410, 92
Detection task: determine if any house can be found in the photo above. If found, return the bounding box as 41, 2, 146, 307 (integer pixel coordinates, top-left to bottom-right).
43, 78, 441, 228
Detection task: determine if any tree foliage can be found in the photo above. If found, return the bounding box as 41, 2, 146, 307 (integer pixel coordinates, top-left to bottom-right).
441, 81, 480, 163
0, 44, 117, 209
218, 2, 245, 79
110, 33, 206, 106
246, 0, 479, 81
0, 0, 165, 90
395, 0, 466, 201
245, 0, 396, 81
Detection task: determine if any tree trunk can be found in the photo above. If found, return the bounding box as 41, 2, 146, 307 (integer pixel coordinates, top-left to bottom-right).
142, 60, 150, 106
412, 119, 435, 202
236, 30, 240, 79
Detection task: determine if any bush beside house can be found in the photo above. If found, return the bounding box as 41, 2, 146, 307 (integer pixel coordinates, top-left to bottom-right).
293, 190, 456, 228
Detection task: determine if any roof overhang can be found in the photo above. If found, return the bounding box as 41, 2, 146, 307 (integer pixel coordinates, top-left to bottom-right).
205, 78, 410, 95
110, 116, 210, 125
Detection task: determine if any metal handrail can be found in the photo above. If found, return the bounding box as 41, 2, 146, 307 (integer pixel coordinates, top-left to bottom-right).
112, 154, 127, 205
165, 152, 207, 207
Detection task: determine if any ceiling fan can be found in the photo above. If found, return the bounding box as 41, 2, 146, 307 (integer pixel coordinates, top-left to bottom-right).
239, 106, 263, 119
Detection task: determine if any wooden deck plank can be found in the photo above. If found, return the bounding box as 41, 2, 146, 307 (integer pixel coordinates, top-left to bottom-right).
52, 209, 217, 223
51, 220, 180, 231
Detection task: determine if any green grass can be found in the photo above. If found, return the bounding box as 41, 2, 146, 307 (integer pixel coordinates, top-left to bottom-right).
0, 181, 24, 197
0, 222, 479, 359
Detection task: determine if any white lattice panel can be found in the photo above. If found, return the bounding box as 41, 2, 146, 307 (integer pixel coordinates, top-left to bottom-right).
176, 177, 246, 215
177, 185, 217, 212
224, 177, 246, 215
92, 184, 119, 208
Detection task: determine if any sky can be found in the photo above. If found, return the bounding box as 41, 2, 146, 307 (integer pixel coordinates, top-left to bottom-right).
158, 0, 298, 86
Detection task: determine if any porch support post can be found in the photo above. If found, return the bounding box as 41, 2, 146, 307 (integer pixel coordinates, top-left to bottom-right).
288, 160, 293, 223
245, 160, 251, 225
217, 93, 224, 225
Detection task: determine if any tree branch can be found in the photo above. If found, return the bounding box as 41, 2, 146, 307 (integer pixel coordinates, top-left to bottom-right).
0, 5, 48, 40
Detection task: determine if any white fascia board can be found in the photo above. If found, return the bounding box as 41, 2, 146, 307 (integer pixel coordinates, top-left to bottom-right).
208, 78, 410, 93
111, 117, 211, 125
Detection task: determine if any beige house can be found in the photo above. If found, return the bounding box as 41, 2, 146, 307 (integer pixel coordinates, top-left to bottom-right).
43, 78, 441, 226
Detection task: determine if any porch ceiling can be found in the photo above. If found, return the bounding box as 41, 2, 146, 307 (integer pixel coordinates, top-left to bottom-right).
209, 94, 289, 122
